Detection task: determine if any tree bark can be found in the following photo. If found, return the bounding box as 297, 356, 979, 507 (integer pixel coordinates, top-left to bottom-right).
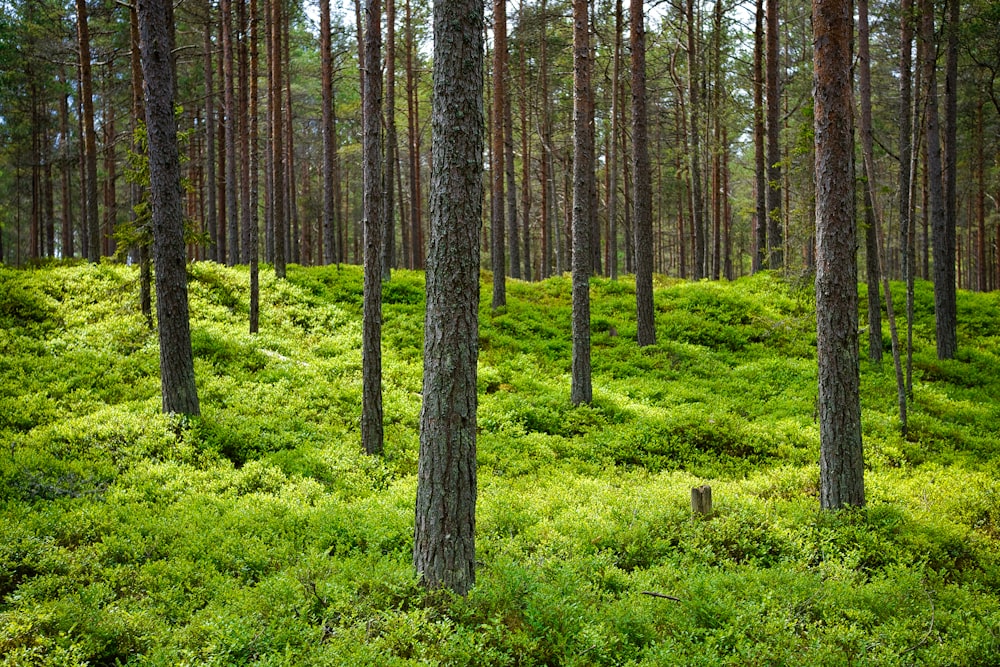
571, 0, 594, 405
270, 0, 286, 278
414, 0, 483, 595
631, 0, 654, 346
250, 0, 260, 331
939, 0, 958, 356
814, 0, 863, 509
383, 0, 397, 280
765, 0, 782, 269
222, 0, 239, 265
137, 0, 201, 416
76, 0, 100, 262
491, 0, 507, 308
687, 0, 705, 279
752, 0, 766, 273
859, 0, 882, 364
362, 0, 384, 455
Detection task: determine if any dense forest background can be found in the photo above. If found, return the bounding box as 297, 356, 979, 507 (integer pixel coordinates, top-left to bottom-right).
2, 0, 999, 288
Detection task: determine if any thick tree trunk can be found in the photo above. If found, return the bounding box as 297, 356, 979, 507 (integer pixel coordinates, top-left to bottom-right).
414, 0, 483, 595
571, 0, 593, 404
137, 0, 201, 416
814, 0, 863, 509
631, 0, 654, 346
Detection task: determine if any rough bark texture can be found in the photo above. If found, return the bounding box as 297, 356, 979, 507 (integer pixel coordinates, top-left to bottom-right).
752, 0, 766, 273
813, 0, 864, 510
204, 18, 218, 262
631, 0, 654, 347
320, 0, 335, 265
76, 0, 100, 262
249, 0, 260, 332
270, 0, 286, 278
765, 0, 782, 269
608, 0, 621, 280
920, 0, 951, 359
137, 0, 201, 416
222, 0, 239, 265
491, 0, 507, 309
571, 0, 593, 405
859, 0, 882, 364
938, 0, 958, 357
361, 0, 384, 456
382, 0, 397, 281
413, 0, 483, 595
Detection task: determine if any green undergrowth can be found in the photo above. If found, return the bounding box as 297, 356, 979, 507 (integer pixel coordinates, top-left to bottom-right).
1, 263, 999, 665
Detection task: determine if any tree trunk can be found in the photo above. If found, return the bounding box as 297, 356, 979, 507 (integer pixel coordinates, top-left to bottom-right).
859, 0, 882, 364
631, 0, 654, 346
813, 0, 863, 509
505, 74, 520, 281
687, 0, 705, 279
222, 0, 239, 265
766, 0, 782, 269
571, 0, 593, 404
383, 0, 397, 280
238, 0, 252, 263
362, 0, 384, 456
414, 0, 483, 595
203, 17, 218, 262
491, 0, 507, 308
753, 0, 766, 272
321, 0, 335, 265
76, 0, 100, 262
921, 0, 952, 358
608, 0, 622, 280
270, 0, 286, 278
518, 2, 532, 281
939, 0, 958, 356
899, 0, 914, 392
250, 0, 260, 331
137, 0, 201, 416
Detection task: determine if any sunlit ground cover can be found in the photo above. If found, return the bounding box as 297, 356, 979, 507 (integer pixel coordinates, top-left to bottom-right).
1, 261, 999, 666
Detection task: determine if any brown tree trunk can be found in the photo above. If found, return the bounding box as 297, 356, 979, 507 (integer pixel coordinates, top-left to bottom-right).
518, 1, 532, 281
571, 0, 593, 404
753, 0, 766, 272
270, 0, 286, 277
608, 0, 622, 280
76, 0, 100, 262
250, 0, 260, 331
859, 0, 882, 363
137, 0, 201, 416
632, 0, 654, 346
687, 0, 705, 279
766, 0, 782, 269
321, 0, 335, 264
383, 0, 397, 280
414, 0, 483, 595
939, 0, 958, 354
203, 16, 218, 262
222, 0, 239, 265
362, 0, 384, 455
491, 0, 507, 308
814, 0, 863, 509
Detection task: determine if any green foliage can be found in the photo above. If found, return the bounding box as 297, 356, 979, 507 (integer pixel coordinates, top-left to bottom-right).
2, 265, 1000, 665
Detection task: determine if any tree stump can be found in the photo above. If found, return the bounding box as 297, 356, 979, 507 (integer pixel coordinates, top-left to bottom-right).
691, 485, 713, 516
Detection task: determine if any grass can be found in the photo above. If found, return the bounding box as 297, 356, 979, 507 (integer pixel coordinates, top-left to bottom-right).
1, 261, 999, 665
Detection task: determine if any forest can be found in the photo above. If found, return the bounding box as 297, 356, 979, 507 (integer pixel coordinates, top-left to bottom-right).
2, 0, 1000, 663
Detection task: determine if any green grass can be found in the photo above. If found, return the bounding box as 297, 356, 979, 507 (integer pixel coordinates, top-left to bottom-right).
2, 262, 999, 665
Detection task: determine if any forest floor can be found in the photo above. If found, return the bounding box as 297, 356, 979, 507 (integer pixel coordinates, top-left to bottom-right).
2, 262, 999, 666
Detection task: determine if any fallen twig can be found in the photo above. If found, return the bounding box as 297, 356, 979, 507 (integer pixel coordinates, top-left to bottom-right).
641, 591, 682, 602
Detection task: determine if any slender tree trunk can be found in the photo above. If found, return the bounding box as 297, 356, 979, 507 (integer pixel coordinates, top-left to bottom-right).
414, 0, 483, 595
270, 0, 286, 277
571, 0, 593, 404
321, 0, 335, 264
921, 0, 952, 358
383, 0, 397, 280
137, 0, 201, 416
518, 3, 531, 281
608, 0, 622, 280
250, 0, 260, 331
632, 0, 654, 346
505, 73, 520, 281
975, 100, 986, 291
204, 17, 218, 262
491, 0, 507, 308
687, 0, 705, 279
939, 0, 958, 355
752, 0, 766, 272
899, 0, 914, 391
766, 0, 782, 269
859, 0, 882, 364
76, 0, 100, 262
814, 0, 863, 509
222, 0, 239, 265
60, 71, 74, 258
238, 0, 251, 263
362, 0, 384, 455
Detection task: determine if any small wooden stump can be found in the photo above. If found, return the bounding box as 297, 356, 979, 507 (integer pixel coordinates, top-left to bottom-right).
691, 485, 713, 516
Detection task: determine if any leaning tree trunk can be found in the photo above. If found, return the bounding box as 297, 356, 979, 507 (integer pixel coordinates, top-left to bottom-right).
413, 0, 483, 595
137, 0, 201, 416
814, 0, 863, 509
